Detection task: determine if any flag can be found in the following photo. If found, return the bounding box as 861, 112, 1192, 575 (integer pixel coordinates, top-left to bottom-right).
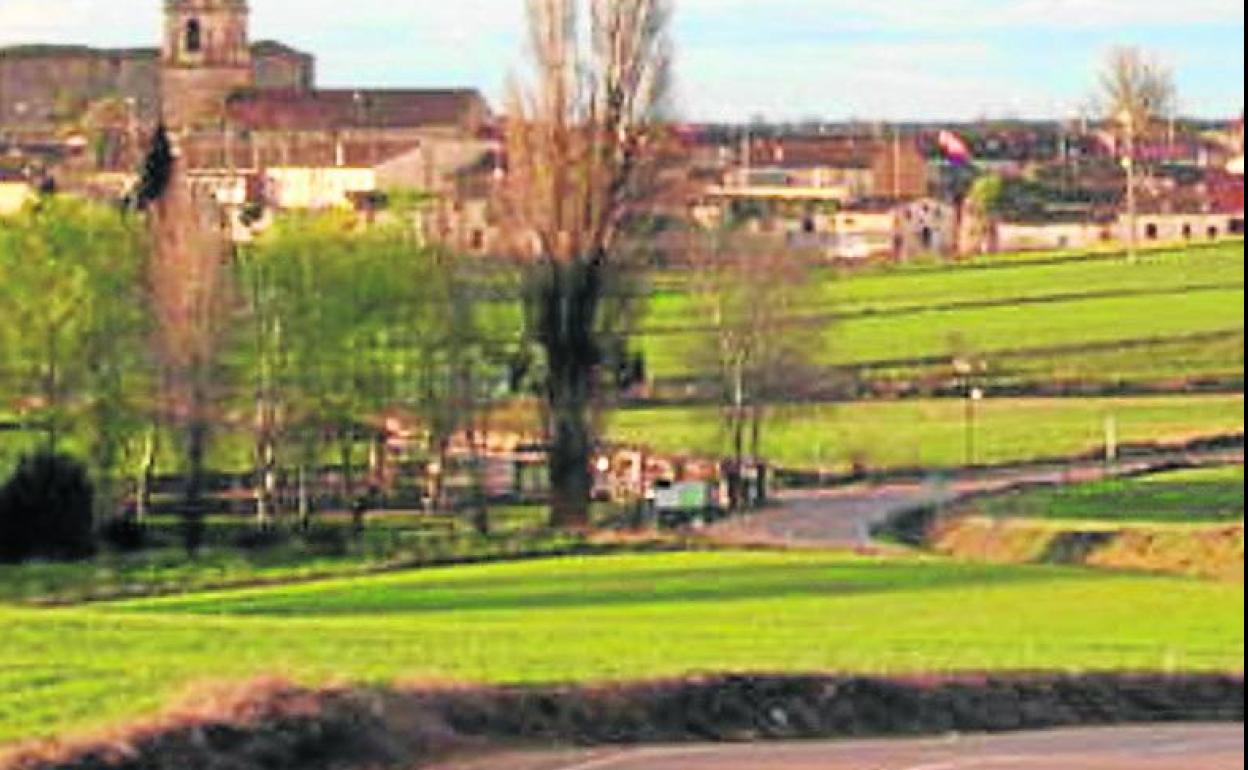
1093, 130, 1118, 155
938, 130, 972, 164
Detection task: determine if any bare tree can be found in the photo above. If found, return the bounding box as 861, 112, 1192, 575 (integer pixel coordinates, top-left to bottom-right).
687, 230, 826, 508
497, 0, 672, 528
962, 173, 1004, 255
143, 128, 233, 555
1097, 47, 1175, 261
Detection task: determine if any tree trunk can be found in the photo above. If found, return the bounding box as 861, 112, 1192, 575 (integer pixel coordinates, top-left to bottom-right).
531, 260, 603, 531
135, 425, 157, 524
183, 417, 207, 557
548, 400, 593, 529
254, 419, 276, 529
433, 437, 450, 512
749, 403, 764, 507
297, 463, 310, 530
339, 431, 355, 509
181, 358, 213, 556
467, 424, 490, 536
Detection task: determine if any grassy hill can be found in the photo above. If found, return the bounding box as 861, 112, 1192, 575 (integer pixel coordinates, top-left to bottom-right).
638, 242, 1245, 388
609, 394, 1245, 471
975, 464, 1246, 525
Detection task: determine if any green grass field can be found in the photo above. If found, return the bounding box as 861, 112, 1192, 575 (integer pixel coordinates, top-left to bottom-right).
0, 504, 601, 605
0, 549, 1241, 743
976, 464, 1246, 525
646, 242, 1244, 326
609, 394, 1245, 471
639, 242, 1245, 380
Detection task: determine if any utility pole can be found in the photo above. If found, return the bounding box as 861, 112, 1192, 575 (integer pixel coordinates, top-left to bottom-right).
892, 124, 902, 198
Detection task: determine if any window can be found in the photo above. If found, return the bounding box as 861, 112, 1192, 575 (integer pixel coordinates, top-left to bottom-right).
1144, 222, 1159, 240
185, 19, 202, 54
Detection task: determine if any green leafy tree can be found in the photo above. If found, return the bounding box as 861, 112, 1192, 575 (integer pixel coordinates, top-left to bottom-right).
244, 211, 493, 523
0, 196, 150, 521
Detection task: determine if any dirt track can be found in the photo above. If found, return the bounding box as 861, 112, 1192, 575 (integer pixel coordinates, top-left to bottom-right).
434, 724, 1245, 769
707, 447, 1245, 549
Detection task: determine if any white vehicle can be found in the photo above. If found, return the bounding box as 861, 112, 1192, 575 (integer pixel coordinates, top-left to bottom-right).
652, 480, 710, 512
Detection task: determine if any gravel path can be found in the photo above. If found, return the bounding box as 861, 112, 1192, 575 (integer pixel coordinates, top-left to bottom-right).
706, 448, 1244, 549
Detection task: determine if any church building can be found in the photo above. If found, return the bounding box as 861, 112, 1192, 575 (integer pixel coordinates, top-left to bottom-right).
1, 0, 497, 246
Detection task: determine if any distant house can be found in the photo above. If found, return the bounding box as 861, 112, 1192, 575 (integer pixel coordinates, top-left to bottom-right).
0, 169, 34, 215
996, 213, 1240, 252
784, 197, 956, 261
714, 133, 928, 202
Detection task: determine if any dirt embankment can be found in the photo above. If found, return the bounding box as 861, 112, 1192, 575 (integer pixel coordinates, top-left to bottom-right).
3, 674, 1243, 770
930, 518, 1245, 582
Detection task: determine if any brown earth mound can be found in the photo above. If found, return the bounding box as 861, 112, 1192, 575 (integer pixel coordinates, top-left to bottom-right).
3, 674, 1242, 770
932, 518, 1245, 582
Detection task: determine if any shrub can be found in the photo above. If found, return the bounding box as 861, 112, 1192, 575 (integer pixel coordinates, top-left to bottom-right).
300, 525, 350, 557
98, 516, 147, 552
232, 526, 291, 551
0, 452, 96, 563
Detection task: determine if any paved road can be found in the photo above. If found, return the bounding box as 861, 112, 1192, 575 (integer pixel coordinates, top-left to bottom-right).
707, 449, 1244, 549
433, 724, 1245, 769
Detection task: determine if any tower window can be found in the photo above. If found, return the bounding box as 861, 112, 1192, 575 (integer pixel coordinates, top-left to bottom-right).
185, 19, 202, 53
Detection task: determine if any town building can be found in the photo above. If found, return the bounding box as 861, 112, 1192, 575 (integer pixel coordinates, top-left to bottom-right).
0, 168, 34, 215
1, 0, 498, 249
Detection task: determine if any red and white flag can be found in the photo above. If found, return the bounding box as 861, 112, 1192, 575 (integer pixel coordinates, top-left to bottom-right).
1093, 130, 1118, 155
938, 130, 972, 164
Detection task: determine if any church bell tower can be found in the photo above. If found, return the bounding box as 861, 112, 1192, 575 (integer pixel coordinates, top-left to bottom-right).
161, 0, 252, 130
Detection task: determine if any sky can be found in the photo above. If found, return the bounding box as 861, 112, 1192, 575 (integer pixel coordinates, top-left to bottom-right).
0, 0, 1243, 122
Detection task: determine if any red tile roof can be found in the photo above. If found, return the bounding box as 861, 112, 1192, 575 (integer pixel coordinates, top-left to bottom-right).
747, 136, 878, 169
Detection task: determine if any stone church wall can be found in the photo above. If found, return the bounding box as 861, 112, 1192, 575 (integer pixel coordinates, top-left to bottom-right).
0, 44, 312, 131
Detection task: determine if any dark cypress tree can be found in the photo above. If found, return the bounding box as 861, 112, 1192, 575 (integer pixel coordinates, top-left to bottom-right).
133, 124, 174, 211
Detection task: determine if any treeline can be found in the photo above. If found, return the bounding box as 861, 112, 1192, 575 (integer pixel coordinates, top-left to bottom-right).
0, 194, 522, 552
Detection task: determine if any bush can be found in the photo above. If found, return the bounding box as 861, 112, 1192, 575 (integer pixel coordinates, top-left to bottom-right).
98, 516, 147, 552
232, 526, 291, 551
300, 525, 350, 557
0, 452, 96, 563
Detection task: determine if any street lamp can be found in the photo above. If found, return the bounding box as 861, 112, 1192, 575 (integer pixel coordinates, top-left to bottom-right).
966, 386, 984, 467
954, 356, 985, 467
